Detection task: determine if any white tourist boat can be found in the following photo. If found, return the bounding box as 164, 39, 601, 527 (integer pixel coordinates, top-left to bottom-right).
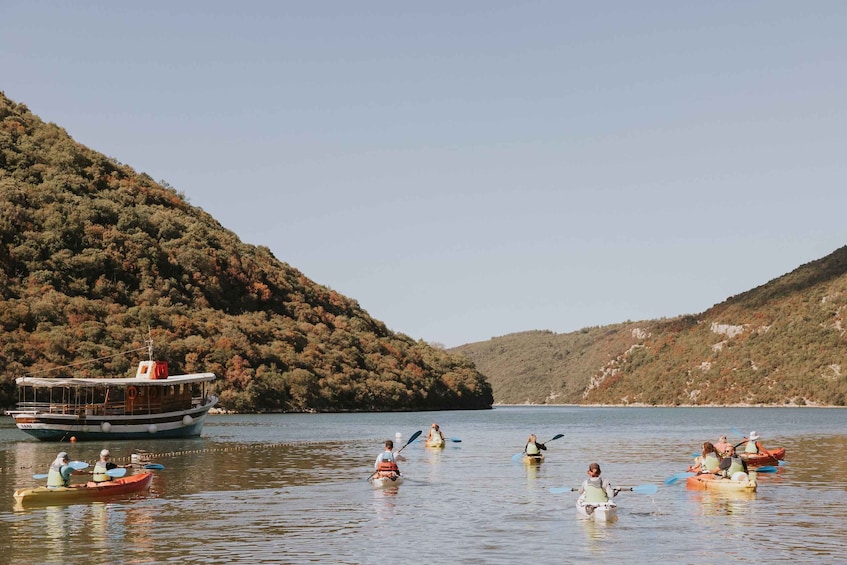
7, 339, 217, 441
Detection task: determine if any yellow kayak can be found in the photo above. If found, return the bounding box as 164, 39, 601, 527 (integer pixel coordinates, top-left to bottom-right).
523, 454, 544, 465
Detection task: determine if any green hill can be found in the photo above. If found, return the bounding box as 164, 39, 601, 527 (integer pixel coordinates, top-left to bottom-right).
0, 92, 493, 412
454, 249, 847, 406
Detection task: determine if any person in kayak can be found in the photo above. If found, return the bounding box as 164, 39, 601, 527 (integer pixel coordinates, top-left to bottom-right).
46, 452, 85, 488
373, 439, 405, 480
524, 434, 547, 460
718, 445, 748, 479
578, 463, 616, 503
91, 449, 128, 483
714, 435, 732, 457
739, 431, 776, 459
426, 423, 445, 445
688, 442, 721, 474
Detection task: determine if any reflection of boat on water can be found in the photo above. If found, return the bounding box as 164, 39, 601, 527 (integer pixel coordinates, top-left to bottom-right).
7, 337, 217, 441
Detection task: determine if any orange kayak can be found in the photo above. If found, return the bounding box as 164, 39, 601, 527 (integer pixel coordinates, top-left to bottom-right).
686, 473, 757, 492
14, 472, 153, 507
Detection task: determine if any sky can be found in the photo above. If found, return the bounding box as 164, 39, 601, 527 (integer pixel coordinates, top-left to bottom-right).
2, 2, 847, 347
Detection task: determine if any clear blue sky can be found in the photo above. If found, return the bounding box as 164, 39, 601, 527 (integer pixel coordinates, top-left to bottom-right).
3, 2, 846, 347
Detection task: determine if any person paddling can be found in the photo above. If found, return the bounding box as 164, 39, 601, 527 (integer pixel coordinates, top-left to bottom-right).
740, 431, 776, 460
91, 449, 130, 483
373, 439, 405, 480
578, 463, 616, 503
524, 434, 547, 461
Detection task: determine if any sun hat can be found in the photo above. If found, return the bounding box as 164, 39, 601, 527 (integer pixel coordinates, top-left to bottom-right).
749, 431, 760, 440
100, 449, 110, 457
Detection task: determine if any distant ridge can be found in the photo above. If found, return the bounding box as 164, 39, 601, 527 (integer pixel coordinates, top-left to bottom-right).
454, 247, 847, 406
0, 92, 493, 412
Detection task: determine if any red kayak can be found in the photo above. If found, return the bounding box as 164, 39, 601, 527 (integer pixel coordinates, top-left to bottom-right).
740, 447, 785, 468
14, 472, 153, 507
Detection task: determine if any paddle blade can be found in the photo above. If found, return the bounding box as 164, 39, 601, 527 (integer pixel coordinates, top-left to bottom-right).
69, 461, 89, 471
32, 473, 48, 480
548, 434, 565, 442
755, 466, 777, 473
630, 484, 658, 495
143, 463, 165, 470
664, 472, 695, 485
106, 468, 127, 478
511, 452, 524, 462
448, 438, 462, 443
404, 430, 422, 447
548, 487, 576, 494
778, 460, 787, 466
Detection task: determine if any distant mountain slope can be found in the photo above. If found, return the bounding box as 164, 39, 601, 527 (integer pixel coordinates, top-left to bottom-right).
0, 92, 493, 412
455, 248, 847, 406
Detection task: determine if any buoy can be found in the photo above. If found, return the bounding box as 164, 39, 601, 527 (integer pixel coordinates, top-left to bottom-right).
182, 415, 193, 426
70, 436, 76, 442
101, 422, 111, 432
148, 424, 158, 434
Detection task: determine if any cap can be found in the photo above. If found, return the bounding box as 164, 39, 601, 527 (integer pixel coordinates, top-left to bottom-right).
100, 449, 110, 458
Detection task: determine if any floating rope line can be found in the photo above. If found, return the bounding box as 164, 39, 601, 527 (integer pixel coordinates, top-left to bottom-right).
1, 438, 385, 473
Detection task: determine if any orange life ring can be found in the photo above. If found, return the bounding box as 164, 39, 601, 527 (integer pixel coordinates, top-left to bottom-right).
127, 386, 138, 400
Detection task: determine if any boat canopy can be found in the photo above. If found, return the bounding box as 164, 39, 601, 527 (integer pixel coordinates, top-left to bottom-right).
15, 372, 216, 388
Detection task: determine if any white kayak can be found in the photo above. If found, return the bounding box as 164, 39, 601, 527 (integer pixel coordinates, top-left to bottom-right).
576, 495, 618, 523
371, 474, 404, 488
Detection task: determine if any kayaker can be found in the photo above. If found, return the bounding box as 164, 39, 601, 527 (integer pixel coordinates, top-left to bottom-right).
714, 435, 732, 457
46, 452, 85, 488
718, 445, 748, 479
426, 423, 445, 445
740, 431, 776, 459
688, 442, 721, 474
373, 439, 405, 480
524, 434, 547, 460
578, 463, 616, 503
92, 449, 128, 483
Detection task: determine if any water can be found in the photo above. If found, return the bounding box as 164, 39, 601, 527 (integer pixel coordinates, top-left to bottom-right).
1, 407, 845, 564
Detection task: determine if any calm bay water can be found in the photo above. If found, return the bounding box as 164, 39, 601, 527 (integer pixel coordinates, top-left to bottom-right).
1, 406, 846, 564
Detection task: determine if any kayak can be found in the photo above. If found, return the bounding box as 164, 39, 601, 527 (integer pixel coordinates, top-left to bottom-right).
14, 472, 153, 507
425, 439, 445, 448
576, 495, 618, 523
740, 447, 786, 468
685, 472, 757, 492
523, 454, 544, 465
371, 473, 404, 488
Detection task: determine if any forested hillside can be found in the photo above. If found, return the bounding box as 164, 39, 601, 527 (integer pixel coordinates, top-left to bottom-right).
0, 92, 493, 412
456, 249, 847, 407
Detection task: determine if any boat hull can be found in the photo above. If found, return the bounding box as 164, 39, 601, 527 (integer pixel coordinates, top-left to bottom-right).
372, 474, 404, 488
686, 473, 757, 492
741, 447, 786, 468
14, 472, 153, 507
11, 400, 217, 441
576, 496, 618, 523
523, 454, 544, 465
425, 440, 445, 448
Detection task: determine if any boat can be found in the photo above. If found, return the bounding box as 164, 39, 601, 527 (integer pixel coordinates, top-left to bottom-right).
523, 454, 544, 465
740, 447, 786, 468
13, 472, 153, 507
685, 472, 757, 492
425, 438, 445, 448
576, 495, 618, 523
6, 338, 217, 441
371, 474, 404, 488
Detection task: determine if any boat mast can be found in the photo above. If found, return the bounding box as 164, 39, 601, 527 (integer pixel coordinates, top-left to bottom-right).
146, 329, 154, 361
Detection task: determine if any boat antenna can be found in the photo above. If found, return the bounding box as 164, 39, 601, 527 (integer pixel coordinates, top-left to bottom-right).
146, 328, 154, 361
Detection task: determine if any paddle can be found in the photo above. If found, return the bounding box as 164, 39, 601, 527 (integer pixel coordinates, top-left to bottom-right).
447, 438, 462, 443
33, 460, 92, 478
143, 463, 165, 470
511, 433, 565, 461
32, 465, 122, 480
548, 483, 657, 495
754, 466, 777, 473
664, 471, 696, 485
367, 430, 422, 481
